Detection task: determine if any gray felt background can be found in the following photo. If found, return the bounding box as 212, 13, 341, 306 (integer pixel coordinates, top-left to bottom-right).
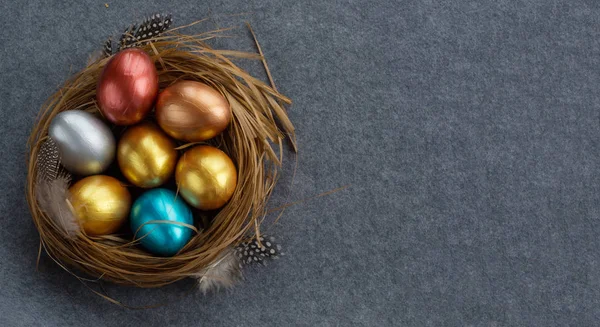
1, 0, 599, 326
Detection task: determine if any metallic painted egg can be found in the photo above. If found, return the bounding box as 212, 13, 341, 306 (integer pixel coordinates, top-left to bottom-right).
96, 48, 159, 125
155, 81, 232, 142
175, 145, 237, 210
117, 122, 177, 188
130, 188, 194, 256
48, 110, 116, 176
68, 175, 131, 236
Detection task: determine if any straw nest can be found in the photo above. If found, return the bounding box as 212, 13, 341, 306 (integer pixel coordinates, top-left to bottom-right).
25, 25, 295, 288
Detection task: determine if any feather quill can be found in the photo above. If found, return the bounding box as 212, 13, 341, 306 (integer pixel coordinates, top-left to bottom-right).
194, 247, 242, 293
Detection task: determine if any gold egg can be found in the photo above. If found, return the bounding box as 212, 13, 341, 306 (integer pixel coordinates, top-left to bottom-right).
156, 80, 232, 142
68, 175, 131, 236
118, 122, 177, 188
176, 145, 237, 210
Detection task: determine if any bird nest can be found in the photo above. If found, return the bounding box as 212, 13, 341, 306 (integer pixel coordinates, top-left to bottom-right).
25, 23, 295, 289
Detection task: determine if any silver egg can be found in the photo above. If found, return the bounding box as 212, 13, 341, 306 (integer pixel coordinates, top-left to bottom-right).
48, 110, 115, 176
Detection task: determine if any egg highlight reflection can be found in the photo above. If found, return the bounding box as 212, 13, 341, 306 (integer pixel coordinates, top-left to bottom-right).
176, 145, 237, 210
130, 188, 194, 256
117, 122, 177, 188
96, 48, 159, 125
68, 175, 131, 236
48, 110, 115, 176
156, 81, 231, 142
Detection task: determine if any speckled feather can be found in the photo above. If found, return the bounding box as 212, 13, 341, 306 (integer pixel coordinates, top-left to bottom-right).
102, 37, 112, 58
117, 13, 172, 52
235, 235, 283, 265
36, 138, 71, 183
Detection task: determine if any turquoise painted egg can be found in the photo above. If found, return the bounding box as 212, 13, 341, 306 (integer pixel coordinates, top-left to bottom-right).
130, 188, 194, 256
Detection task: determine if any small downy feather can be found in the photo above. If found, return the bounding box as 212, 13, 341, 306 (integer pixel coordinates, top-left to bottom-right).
35, 174, 79, 238
88, 37, 111, 64
118, 13, 172, 51
236, 235, 283, 265
194, 247, 242, 294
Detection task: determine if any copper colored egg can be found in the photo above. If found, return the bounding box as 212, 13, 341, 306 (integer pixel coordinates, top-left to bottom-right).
175, 145, 237, 210
68, 175, 131, 236
156, 81, 231, 142
117, 122, 177, 188
97, 48, 159, 125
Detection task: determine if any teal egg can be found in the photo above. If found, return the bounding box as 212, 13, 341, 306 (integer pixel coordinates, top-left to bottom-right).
130, 188, 194, 256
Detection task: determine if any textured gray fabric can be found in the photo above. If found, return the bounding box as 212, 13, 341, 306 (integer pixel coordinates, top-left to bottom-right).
1, 0, 599, 326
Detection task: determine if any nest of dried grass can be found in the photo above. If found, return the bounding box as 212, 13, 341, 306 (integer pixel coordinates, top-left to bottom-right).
25, 25, 295, 288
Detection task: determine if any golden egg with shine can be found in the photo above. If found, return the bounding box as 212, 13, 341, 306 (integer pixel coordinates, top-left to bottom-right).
68, 175, 131, 236
156, 80, 232, 142
118, 122, 177, 188
175, 145, 237, 210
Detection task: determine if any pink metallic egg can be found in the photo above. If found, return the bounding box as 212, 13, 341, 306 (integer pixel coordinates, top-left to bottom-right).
96, 48, 159, 125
